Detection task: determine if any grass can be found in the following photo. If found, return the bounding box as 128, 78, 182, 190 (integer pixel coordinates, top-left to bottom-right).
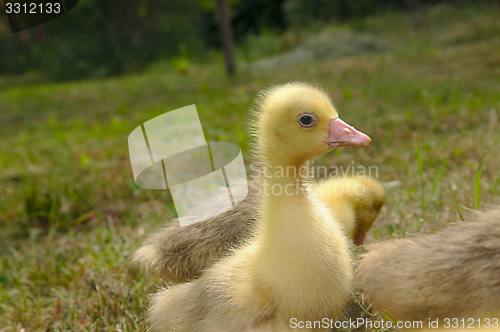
1, 2, 500, 331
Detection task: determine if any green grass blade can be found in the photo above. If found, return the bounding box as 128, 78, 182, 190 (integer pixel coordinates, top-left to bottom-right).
351, 291, 376, 317
417, 147, 425, 206
456, 205, 465, 221
424, 156, 448, 207
417, 147, 424, 186
475, 152, 488, 210
432, 157, 448, 195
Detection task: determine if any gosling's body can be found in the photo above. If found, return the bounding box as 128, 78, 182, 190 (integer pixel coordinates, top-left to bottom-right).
133, 176, 385, 283
150, 185, 352, 331
147, 82, 371, 331
134, 180, 257, 283
357, 207, 500, 321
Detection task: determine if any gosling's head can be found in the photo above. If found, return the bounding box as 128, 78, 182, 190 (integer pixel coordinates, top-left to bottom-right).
317, 177, 386, 245
351, 178, 387, 245
252, 82, 371, 167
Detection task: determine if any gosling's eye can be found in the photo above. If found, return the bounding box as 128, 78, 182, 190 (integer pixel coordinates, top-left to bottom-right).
298, 113, 317, 127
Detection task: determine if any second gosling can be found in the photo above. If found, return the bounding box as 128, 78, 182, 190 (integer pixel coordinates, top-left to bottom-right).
133, 176, 386, 283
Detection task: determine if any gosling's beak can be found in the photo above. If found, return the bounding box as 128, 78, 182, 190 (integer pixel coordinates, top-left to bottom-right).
353, 232, 366, 246
325, 118, 371, 148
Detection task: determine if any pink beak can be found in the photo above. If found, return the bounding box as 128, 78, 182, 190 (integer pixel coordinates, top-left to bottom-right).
325, 118, 371, 148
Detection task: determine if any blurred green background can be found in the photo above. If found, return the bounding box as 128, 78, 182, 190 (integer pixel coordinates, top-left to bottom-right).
3, 0, 490, 81
1, 0, 500, 330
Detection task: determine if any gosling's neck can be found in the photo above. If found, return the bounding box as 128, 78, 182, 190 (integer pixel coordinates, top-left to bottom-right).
255, 155, 320, 236
258, 160, 313, 194
256, 144, 315, 182
252, 154, 351, 291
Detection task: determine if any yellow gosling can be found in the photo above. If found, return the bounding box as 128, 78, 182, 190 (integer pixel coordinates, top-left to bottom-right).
147, 82, 371, 331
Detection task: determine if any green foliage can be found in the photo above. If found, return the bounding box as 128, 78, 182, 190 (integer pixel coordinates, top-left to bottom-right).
283, 0, 401, 27
1, 0, 207, 80
237, 30, 285, 62
283, 0, 499, 28
168, 45, 192, 74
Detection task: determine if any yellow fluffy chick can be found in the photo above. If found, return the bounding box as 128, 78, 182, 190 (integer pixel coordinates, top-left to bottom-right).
356, 207, 500, 322
133, 176, 386, 283
147, 82, 371, 331
317, 176, 386, 245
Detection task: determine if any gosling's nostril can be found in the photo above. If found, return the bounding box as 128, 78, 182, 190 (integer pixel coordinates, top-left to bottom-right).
327, 118, 371, 147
